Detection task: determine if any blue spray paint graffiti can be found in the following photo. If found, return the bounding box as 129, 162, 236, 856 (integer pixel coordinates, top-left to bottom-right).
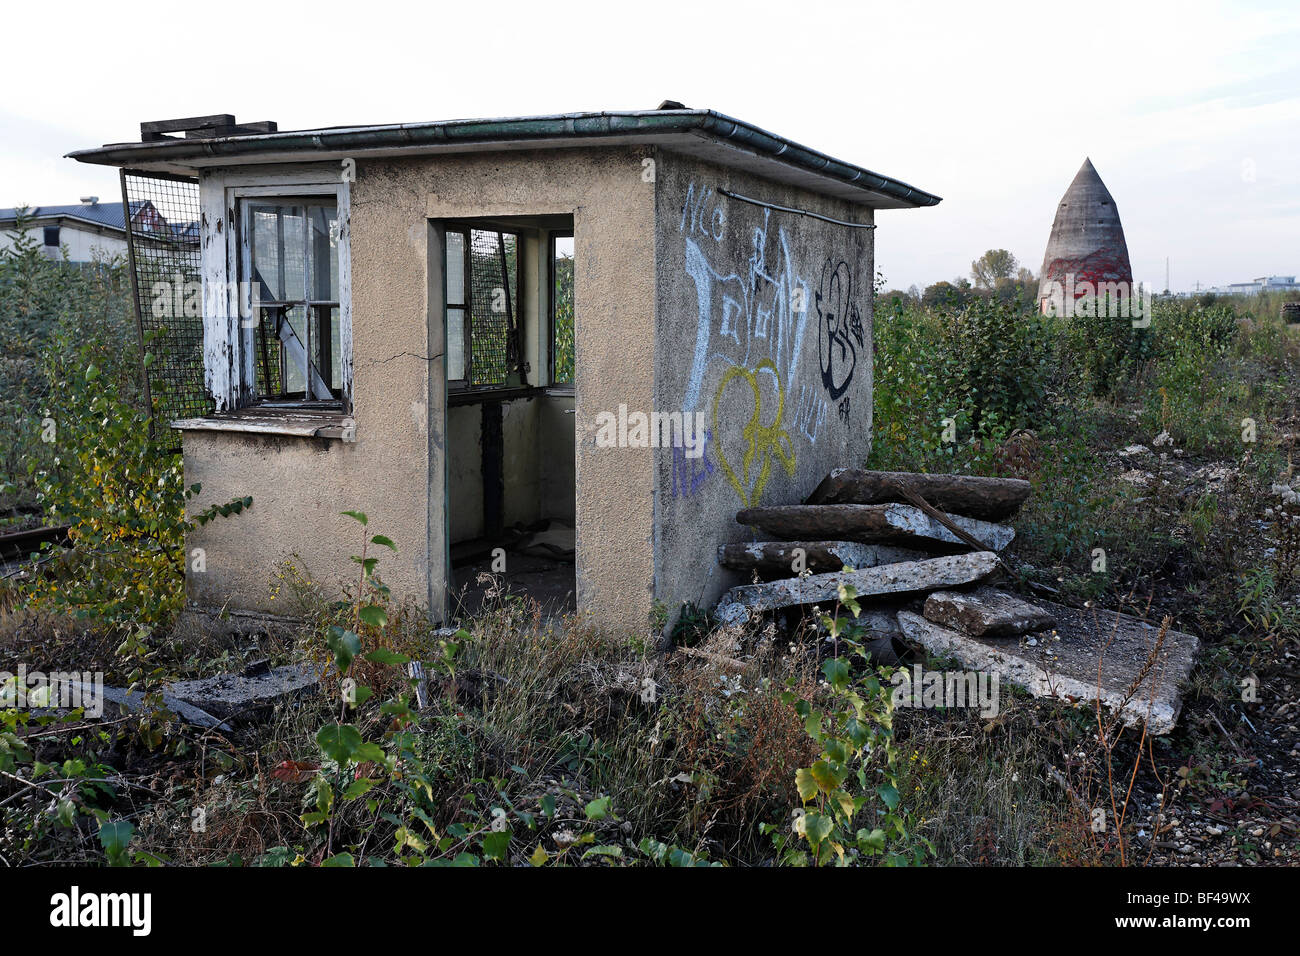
671, 428, 716, 498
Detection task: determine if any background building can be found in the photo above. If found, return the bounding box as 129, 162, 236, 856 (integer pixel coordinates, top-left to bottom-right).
0, 199, 131, 262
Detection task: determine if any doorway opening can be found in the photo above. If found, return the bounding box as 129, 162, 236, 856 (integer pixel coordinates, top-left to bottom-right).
441, 217, 576, 618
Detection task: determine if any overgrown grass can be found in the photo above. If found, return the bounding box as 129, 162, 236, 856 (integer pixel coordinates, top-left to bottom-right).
3, 273, 1297, 866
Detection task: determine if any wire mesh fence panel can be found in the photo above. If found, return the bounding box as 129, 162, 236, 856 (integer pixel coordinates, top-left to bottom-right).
121, 169, 210, 451
468, 229, 518, 386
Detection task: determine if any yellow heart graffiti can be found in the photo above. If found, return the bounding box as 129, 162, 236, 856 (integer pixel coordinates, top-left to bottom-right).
711, 359, 797, 508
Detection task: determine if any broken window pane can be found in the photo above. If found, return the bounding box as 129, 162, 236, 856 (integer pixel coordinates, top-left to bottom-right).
281, 305, 308, 394
315, 304, 342, 391
244, 199, 341, 403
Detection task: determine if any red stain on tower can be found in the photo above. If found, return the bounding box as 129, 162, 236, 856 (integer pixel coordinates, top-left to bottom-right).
1037, 158, 1133, 314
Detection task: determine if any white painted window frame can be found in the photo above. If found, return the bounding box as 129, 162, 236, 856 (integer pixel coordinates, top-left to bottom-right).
200, 166, 352, 412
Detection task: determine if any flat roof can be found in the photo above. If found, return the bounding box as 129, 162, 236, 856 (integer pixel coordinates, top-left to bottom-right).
67, 108, 941, 210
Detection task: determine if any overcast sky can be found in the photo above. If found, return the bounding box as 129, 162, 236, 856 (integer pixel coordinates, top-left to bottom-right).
3, 0, 1297, 291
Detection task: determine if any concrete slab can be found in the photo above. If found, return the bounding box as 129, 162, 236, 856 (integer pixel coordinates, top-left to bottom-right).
717, 540, 930, 577
714, 551, 999, 626
896, 602, 1201, 734
62, 682, 232, 731
165, 663, 325, 721
736, 503, 1015, 551
807, 469, 1031, 521
924, 586, 1056, 638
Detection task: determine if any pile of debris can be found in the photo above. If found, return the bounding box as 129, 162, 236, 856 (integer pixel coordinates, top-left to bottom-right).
714, 468, 1199, 733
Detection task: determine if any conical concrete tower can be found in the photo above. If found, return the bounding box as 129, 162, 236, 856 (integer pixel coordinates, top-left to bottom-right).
1037, 158, 1132, 311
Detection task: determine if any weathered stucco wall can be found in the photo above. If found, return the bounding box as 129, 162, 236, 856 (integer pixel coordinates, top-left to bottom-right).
186, 148, 654, 629
419, 147, 656, 628
652, 151, 875, 615
184, 159, 436, 614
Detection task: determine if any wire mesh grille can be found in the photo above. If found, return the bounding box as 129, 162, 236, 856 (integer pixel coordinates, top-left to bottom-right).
253, 308, 286, 397
121, 169, 210, 450
468, 229, 517, 386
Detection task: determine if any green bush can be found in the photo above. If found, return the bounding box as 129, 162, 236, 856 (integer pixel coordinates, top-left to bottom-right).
870, 293, 1054, 473
1065, 305, 1155, 398
1140, 301, 1248, 454
0, 211, 136, 512
4, 213, 247, 632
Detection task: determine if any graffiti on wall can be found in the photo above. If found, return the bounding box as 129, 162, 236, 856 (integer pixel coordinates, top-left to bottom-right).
816, 259, 865, 400
678, 181, 863, 507
792, 383, 828, 445
711, 360, 796, 508
671, 428, 715, 498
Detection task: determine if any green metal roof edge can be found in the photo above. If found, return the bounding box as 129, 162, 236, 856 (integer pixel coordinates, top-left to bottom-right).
66, 109, 941, 207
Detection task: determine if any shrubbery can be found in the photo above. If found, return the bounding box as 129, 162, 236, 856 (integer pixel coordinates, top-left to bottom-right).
0, 212, 137, 513
871, 292, 1057, 472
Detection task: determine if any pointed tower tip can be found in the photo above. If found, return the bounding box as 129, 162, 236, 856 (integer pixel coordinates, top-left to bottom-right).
1071, 157, 1104, 186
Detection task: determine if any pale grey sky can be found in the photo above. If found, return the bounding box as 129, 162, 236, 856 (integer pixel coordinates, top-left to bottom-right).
3, 0, 1297, 291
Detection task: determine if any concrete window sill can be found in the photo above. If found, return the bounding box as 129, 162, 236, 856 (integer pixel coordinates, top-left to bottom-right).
171, 407, 355, 441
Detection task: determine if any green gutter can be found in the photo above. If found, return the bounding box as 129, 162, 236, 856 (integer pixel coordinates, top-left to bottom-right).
67, 109, 941, 208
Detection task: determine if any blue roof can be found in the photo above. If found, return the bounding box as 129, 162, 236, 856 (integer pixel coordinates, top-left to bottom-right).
0, 201, 139, 232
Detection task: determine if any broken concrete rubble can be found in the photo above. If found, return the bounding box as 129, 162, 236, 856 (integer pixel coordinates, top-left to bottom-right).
165, 662, 325, 721
62, 681, 232, 731
714, 551, 999, 626
896, 601, 1200, 734
806, 469, 1031, 521
717, 540, 930, 577
736, 503, 1015, 552
856, 606, 908, 665
923, 586, 1057, 638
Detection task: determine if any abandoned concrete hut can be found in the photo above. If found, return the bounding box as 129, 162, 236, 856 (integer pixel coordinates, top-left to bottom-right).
69, 108, 940, 631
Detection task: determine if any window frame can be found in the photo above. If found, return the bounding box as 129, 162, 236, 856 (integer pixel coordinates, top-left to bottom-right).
444, 225, 472, 389
229, 180, 352, 412
239, 198, 342, 404
444, 225, 522, 392
548, 230, 574, 388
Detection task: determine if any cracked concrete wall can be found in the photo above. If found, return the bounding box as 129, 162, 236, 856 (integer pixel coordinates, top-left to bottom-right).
183, 160, 435, 614
652, 151, 874, 617
186, 148, 655, 629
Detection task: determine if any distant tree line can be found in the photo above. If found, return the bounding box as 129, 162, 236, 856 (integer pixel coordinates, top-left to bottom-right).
881, 248, 1039, 312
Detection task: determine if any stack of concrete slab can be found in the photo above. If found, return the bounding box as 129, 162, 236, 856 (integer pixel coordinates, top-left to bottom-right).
711, 468, 1199, 732
715, 469, 1029, 625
